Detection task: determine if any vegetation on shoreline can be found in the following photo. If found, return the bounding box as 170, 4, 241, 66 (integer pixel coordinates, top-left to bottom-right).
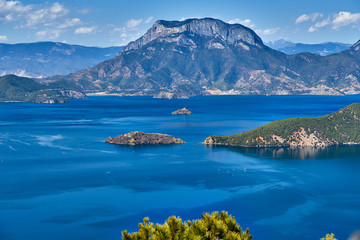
204, 103, 360, 147
0, 75, 84, 103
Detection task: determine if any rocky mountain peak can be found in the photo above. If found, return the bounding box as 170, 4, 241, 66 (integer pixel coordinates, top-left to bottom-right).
124, 18, 263, 51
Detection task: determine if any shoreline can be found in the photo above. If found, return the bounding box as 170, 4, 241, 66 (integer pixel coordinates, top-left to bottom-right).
84, 92, 360, 98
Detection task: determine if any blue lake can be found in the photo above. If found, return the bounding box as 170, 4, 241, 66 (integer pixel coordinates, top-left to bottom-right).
1, 95, 360, 240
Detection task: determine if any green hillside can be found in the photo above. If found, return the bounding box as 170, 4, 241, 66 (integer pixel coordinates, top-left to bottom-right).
204, 103, 360, 147
0, 75, 84, 103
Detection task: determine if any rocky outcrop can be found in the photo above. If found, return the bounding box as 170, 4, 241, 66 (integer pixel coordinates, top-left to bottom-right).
105, 131, 185, 145
172, 107, 192, 115
204, 103, 360, 147
60, 90, 86, 99
124, 18, 263, 52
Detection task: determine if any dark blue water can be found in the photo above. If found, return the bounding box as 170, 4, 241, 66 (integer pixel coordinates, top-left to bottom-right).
1, 95, 360, 240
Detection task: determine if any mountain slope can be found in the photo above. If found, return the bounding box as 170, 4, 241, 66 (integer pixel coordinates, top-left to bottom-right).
0, 42, 123, 78
44, 18, 360, 98
203, 103, 360, 147
0, 75, 85, 103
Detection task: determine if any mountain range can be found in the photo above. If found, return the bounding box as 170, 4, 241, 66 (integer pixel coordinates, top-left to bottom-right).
266, 39, 351, 56
1, 17, 360, 102
0, 42, 123, 78
41, 18, 360, 99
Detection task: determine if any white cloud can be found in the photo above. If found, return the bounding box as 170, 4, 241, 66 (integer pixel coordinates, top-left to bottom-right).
0, 0, 69, 28
296, 14, 309, 24
0, 35, 8, 41
115, 31, 144, 46
57, 18, 81, 29
308, 26, 317, 32
78, 8, 90, 14
36, 29, 61, 40
0, 0, 28, 13
26, 3, 68, 27
295, 13, 323, 24
110, 25, 143, 45
111, 16, 154, 45
179, 16, 202, 21
145, 16, 154, 24
314, 18, 330, 28
256, 27, 280, 35
50, 2, 63, 14
75, 26, 96, 34
126, 18, 143, 28
332, 11, 360, 30
308, 18, 331, 32
307, 11, 360, 32
228, 18, 255, 28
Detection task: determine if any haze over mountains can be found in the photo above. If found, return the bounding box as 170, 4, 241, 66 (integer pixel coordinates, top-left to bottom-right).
42, 18, 360, 99
266, 39, 351, 56
0, 42, 123, 78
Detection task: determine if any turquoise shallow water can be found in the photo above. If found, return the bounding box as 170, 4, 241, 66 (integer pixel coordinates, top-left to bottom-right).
0, 95, 360, 240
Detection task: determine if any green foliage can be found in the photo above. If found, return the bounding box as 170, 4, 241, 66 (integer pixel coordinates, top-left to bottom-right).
0, 74, 67, 103
206, 103, 360, 147
122, 211, 252, 240
320, 233, 337, 240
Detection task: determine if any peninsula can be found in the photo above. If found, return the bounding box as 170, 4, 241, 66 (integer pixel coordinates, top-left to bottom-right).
204, 103, 360, 147
105, 131, 185, 145
0, 74, 85, 103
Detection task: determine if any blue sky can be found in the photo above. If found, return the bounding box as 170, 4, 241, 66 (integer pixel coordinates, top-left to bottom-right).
0, 0, 360, 47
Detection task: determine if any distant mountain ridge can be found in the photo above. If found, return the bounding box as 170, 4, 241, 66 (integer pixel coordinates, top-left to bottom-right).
0, 42, 123, 78
266, 39, 294, 50
42, 18, 360, 98
266, 39, 351, 56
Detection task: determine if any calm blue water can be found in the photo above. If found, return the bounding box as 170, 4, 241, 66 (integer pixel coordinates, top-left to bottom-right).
1, 95, 360, 240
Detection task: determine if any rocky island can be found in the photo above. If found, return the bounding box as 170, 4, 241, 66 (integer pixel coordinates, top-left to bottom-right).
204, 103, 360, 147
172, 107, 192, 115
105, 131, 185, 145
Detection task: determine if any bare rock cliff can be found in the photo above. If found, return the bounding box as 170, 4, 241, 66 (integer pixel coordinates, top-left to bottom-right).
124, 18, 263, 51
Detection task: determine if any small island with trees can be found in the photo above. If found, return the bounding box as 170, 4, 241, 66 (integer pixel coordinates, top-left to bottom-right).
105, 131, 185, 145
